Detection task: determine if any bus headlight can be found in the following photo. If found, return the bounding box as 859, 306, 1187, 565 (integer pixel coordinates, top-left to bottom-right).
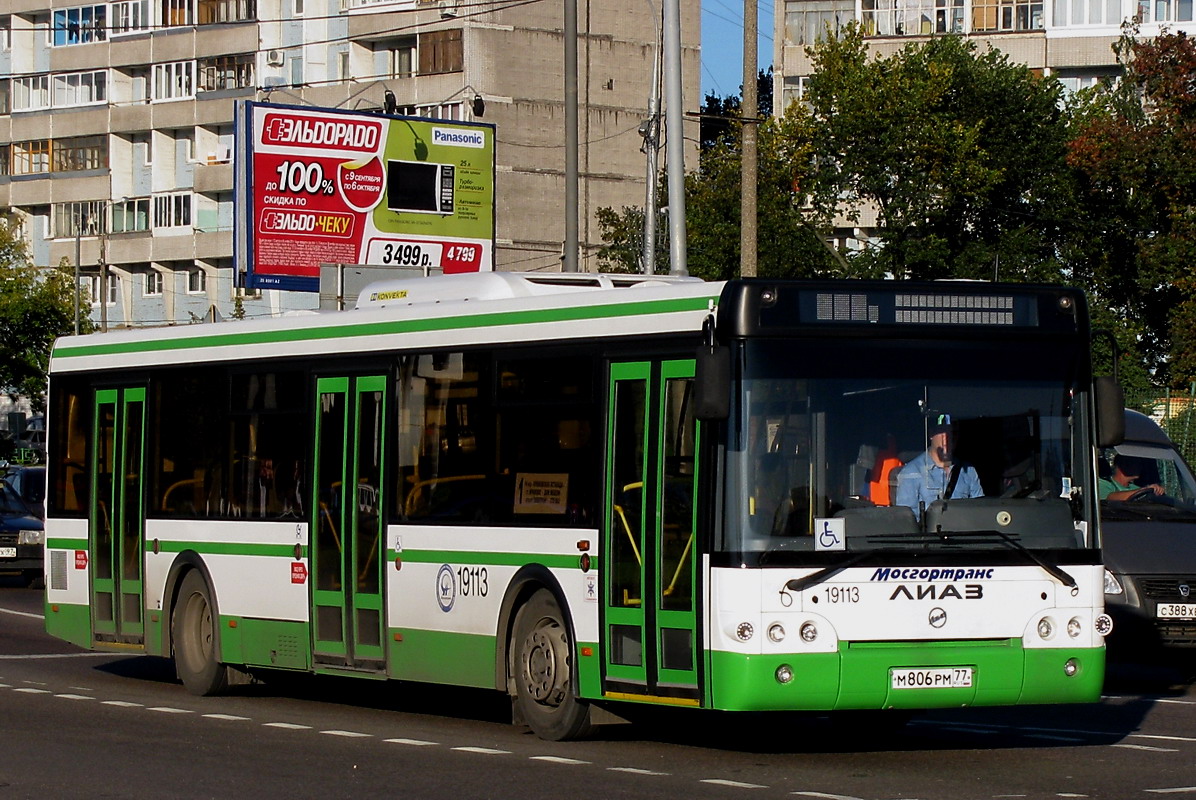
17, 530, 43, 546
767, 623, 786, 643
1067, 617, 1082, 638
1104, 569, 1124, 595
1095, 614, 1114, 637
735, 622, 754, 642
799, 622, 818, 643
1037, 617, 1055, 640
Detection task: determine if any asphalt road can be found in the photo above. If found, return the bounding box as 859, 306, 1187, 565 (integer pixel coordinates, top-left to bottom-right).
1, 578, 1194, 800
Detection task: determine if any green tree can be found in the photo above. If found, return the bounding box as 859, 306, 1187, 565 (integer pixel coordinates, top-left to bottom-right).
804, 27, 1074, 282
1067, 26, 1196, 385
0, 214, 86, 410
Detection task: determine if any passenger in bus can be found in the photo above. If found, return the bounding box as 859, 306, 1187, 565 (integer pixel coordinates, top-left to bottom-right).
895, 414, 983, 519
256, 457, 282, 517
1098, 454, 1164, 501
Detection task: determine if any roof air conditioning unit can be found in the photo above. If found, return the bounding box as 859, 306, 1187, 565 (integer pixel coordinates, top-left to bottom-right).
266, 49, 285, 67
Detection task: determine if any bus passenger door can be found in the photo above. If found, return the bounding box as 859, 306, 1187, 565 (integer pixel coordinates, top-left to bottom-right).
311, 376, 388, 671
603, 360, 700, 704
90, 387, 147, 645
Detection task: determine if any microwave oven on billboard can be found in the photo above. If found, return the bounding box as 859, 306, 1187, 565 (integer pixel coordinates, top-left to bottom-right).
387, 159, 455, 214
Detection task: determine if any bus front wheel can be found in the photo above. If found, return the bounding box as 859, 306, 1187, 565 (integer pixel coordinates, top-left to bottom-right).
173, 571, 230, 696
511, 590, 594, 741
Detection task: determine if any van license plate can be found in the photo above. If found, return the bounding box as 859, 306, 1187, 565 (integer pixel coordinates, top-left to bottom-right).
891, 667, 973, 689
0, 547, 15, 558
1157, 603, 1196, 619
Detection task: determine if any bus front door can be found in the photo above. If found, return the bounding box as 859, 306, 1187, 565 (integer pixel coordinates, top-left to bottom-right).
603, 360, 700, 705
90, 387, 147, 646
311, 376, 388, 671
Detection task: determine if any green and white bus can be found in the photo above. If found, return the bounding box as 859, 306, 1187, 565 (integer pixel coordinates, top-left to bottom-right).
44, 272, 1120, 740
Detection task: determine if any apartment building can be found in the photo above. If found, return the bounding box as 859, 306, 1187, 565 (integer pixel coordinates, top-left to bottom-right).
0, 0, 700, 327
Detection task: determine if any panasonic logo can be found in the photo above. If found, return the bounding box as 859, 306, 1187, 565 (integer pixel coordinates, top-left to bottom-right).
432, 127, 486, 148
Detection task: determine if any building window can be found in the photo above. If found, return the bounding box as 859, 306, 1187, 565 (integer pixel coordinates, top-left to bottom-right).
788, 0, 855, 44
388, 37, 416, 78
197, 0, 256, 24
112, 197, 151, 232
199, 54, 255, 92
111, 0, 151, 35
972, 0, 1044, 30
1136, 0, 1194, 20
162, 0, 194, 26
53, 5, 107, 46
54, 201, 108, 238
861, 0, 964, 34
1052, 0, 1121, 24
13, 76, 51, 112
144, 271, 163, 297
87, 274, 118, 306
153, 61, 195, 101
188, 269, 207, 294
154, 192, 192, 229
12, 140, 52, 175
419, 29, 463, 75
52, 70, 107, 107
53, 135, 108, 172
781, 75, 811, 111
0, 145, 8, 177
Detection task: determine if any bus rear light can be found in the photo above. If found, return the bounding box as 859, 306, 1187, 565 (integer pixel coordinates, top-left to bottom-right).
1037, 617, 1054, 640
1095, 614, 1113, 637
1067, 617, 1082, 638
767, 623, 786, 643
735, 622, 754, 642
800, 622, 818, 643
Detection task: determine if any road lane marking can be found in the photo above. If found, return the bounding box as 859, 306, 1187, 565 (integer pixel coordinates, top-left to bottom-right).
204, 714, 251, 721
13, 688, 50, 694
148, 707, 193, 714
792, 792, 867, 800
702, 779, 767, 789
384, 738, 439, 746
1133, 734, 1196, 743
608, 767, 669, 776
55, 694, 94, 700
530, 756, 590, 765
0, 606, 44, 620
1112, 743, 1178, 753
264, 722, 312, 730
452, 746, 510, 755
1145, 790, 1196, 795
102, 701, 144, 707
321, 730, 372, 738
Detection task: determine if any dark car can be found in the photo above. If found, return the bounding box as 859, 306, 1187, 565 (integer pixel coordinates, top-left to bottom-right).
4, 466, 45, 519
0, 480, 43, 587
1101, 409, 1196, 651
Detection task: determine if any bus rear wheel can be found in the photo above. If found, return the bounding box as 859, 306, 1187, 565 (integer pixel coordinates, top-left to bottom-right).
512, 590, 594, 741
173, 571, 230, 696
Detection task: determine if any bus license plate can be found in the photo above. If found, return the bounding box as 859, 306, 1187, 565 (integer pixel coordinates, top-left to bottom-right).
891, 667, 973, 690
0, 547, 15, 558
1157, 603, 1196, 619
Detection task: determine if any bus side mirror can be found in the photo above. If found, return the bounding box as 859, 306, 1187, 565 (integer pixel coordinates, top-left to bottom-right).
695, 346, 730, 421
1095, 376, 1124, 448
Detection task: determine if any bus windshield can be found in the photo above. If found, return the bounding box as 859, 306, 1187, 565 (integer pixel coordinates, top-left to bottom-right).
723, 337, 1091, 564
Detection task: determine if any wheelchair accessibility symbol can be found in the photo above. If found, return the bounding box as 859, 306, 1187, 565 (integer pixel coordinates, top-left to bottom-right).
815, 518, 846, 551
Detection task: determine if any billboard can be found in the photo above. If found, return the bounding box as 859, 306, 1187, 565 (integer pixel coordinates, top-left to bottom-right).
235, 101, 496, 292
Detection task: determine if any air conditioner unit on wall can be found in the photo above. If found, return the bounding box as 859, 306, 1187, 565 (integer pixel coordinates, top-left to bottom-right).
266, 50, 285, 67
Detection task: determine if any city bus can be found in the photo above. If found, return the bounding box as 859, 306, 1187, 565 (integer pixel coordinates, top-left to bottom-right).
43, 272, 1120, 740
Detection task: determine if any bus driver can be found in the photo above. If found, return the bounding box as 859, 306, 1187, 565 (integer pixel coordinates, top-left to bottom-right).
896, 413, 984, 519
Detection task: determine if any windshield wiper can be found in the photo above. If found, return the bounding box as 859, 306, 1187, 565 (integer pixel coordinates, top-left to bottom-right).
784, 549, 894, 593
932, 529, 1077, 588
